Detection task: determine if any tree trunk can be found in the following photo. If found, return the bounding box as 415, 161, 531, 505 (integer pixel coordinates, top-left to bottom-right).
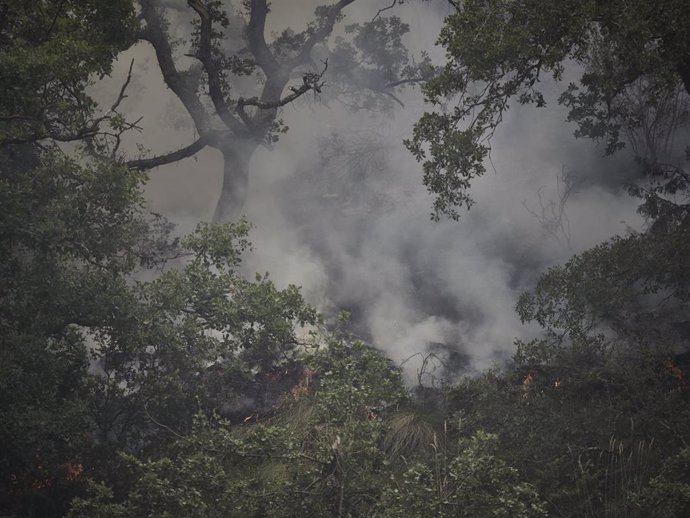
213, 139, 260, 222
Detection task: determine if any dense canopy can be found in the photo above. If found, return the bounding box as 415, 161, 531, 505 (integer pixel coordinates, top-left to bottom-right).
1, 1, 690, 517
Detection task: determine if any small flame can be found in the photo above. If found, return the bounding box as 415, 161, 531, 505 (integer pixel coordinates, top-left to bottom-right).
290, 369, 317, 401
522, 370, 535, 398
522, 370, 535, 386
62, 462, 84, 481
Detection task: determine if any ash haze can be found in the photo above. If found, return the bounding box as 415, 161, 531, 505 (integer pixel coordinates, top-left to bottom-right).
97, 0, 645, 381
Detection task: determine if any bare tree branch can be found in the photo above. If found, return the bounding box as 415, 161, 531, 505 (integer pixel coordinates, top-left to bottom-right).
42, 0, 66, 42
237, 60, 328, 113
385, 77, 427, 89
0, 115, 35, 122
288, 0, 356, 70
247, 0, 282, 77
139, 0, 213, 135
381, 90, 405, 107
187, 0, 244, 133
144, 403, 184, 439
2, 60, 138, 146
522, 168, 574, 250
109, 58, 135, 113
126, 135, 210, 170
373, 0, 399, 20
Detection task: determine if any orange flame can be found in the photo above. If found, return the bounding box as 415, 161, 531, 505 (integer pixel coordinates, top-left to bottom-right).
522, 370, 535, 399
62, 462, 84, 481
290, 369, 317, 401
522, 370, 535, 386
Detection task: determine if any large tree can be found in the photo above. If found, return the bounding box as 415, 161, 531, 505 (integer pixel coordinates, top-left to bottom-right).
130, 0, 433, 221
407, 0, 690, 220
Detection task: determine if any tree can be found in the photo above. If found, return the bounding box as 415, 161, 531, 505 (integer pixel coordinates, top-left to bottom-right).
131, 0, 433, 221
442, 211, 690, 516
1, 155, 322, 518
1, 157, 321, 516
446, 307, 690, 516
515, 222, 690, 347
0, 3, 141, 515
634, 447, 690, 517
378, 432, 546, 518
406, 0, 690, 220
68, 334, 551, 517
68, 338, 411, 517
0, 4, 327, 515
0, 0, 138, 146
0, 153, 165, 517
87, 220, 320, 448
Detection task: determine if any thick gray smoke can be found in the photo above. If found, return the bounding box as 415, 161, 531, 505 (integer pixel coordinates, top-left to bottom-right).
97, 1, 645, 382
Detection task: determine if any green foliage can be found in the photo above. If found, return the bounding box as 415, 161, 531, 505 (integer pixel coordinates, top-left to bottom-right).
449, 338, 690, 516
516, 223, 690, 345
326, 16, 437, 111
3, 4, 690, 518
0, 151, 156, 516
407, 0, 690, 219
69, 339, 410, 517
445, 201, 690, 516
1, 151, 322, 514
83, 217, 321, 455
0, 0, 137, 144
379, 432, 546, 517
633, 447, 690, 517
66, 483, 127, 518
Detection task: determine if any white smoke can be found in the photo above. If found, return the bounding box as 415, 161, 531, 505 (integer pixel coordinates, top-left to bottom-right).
94, 0, 645, 381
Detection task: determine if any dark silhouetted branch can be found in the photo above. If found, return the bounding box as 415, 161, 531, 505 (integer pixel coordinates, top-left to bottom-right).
187, 0, 244, 133
140, 0, 213, 134
3, 60, 137, 146
382, 91, 404, 107
42, 0, 66, 42
288, 0, 356, 69
373, 0, 399, 20
126, 136, 209, 170
678, 58, 690, 96
237, 60, 328, 113
385, 77, 427, 89
109, 58, 135, 113
247, 0, 282, 76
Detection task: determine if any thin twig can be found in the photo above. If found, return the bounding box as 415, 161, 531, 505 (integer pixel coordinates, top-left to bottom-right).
373, 0, 399, 20
143, 403, 184, 439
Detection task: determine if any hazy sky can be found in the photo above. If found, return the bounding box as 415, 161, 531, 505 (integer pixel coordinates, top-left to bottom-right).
97, 0, 647, 381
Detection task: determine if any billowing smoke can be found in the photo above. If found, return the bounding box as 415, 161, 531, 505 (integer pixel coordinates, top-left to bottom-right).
96, 1, 647, 382
244, 100, 642, 380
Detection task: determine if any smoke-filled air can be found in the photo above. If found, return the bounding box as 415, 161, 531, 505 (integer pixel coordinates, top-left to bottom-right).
3, 1, 690, 517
